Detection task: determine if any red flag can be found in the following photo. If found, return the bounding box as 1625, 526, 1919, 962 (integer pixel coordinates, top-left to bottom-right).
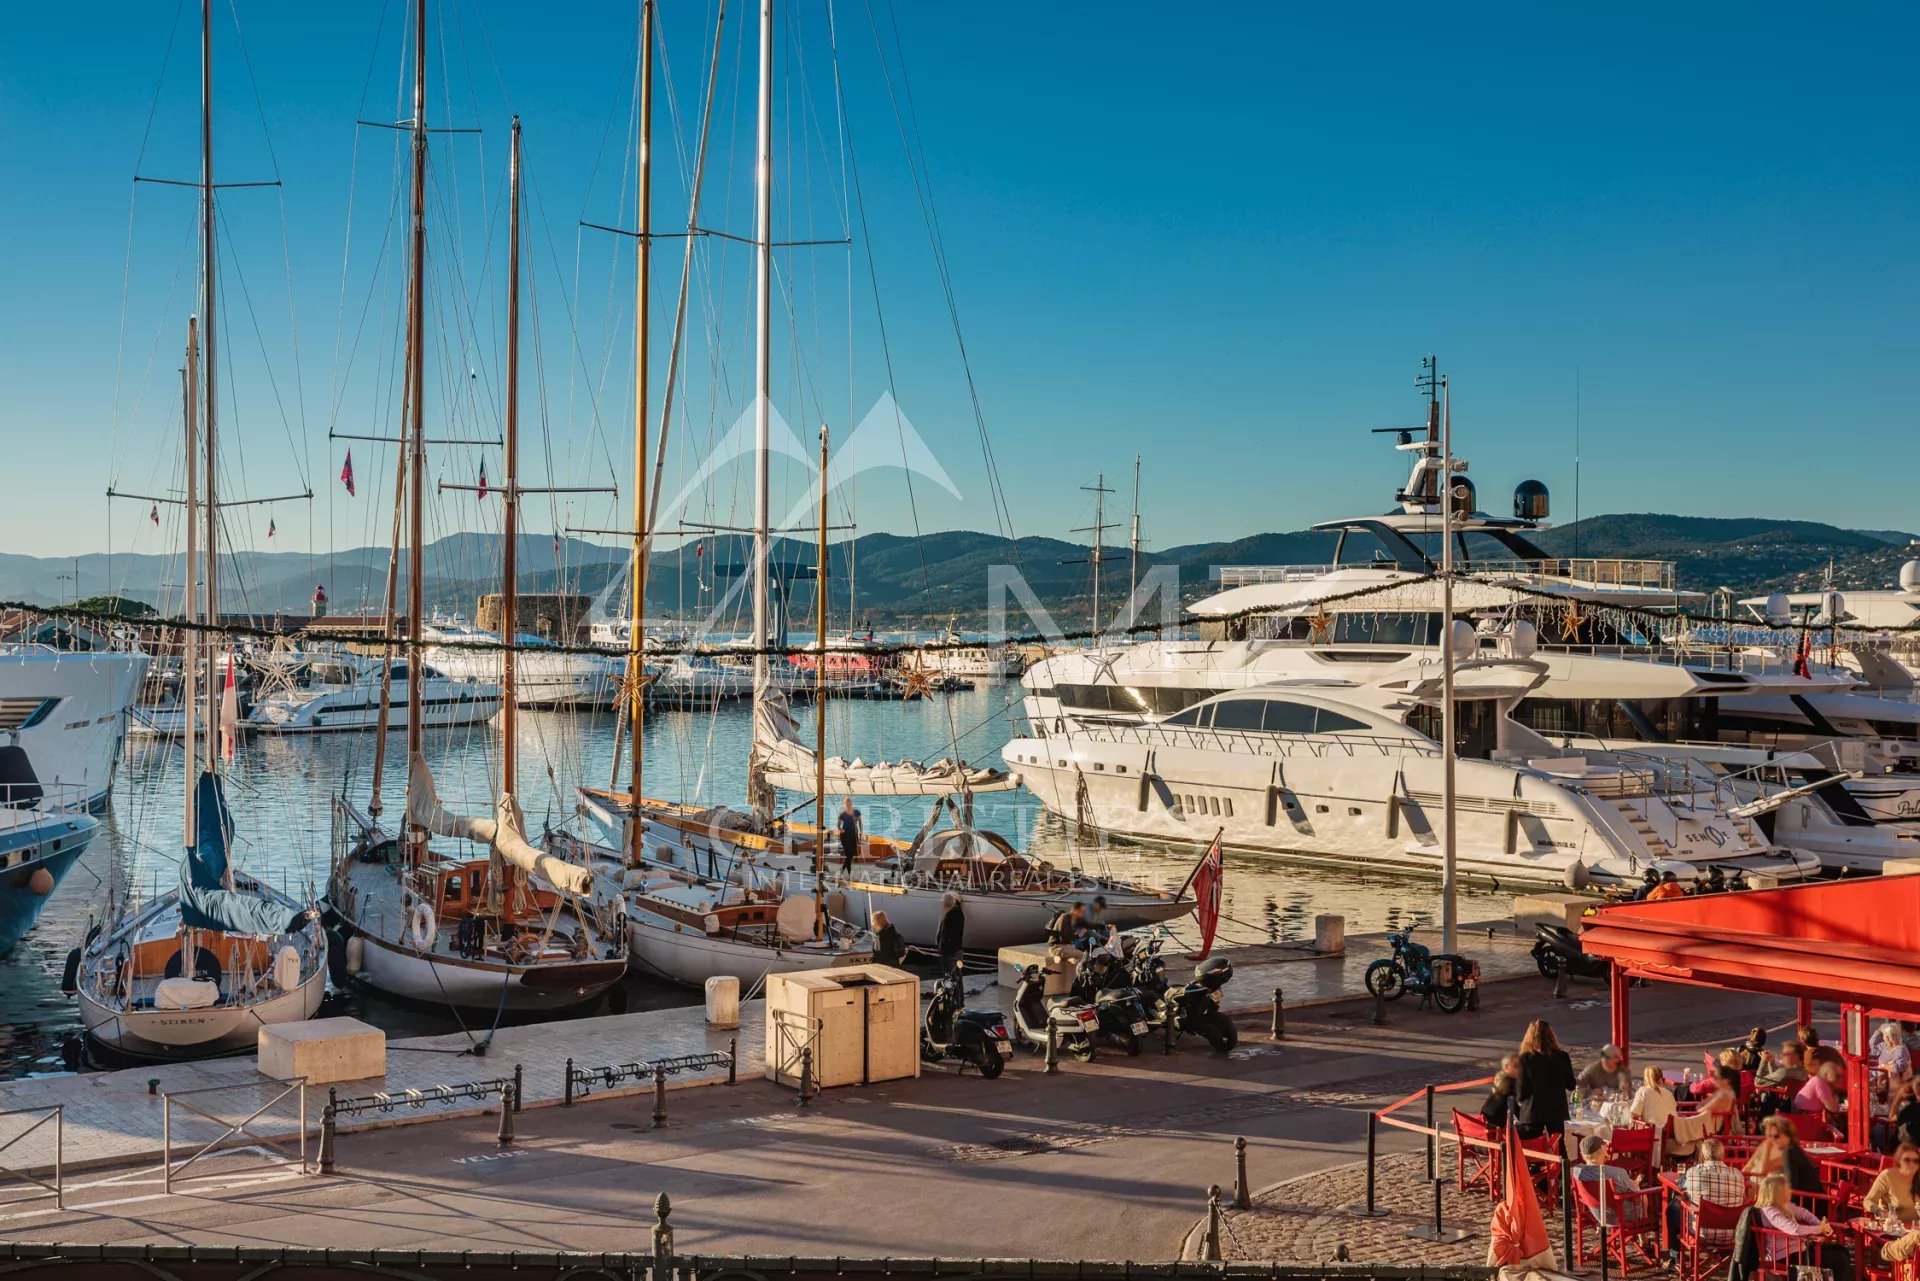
1189, 828, 1224, 959
1490, 1124, 1554, 1268
340, 450, 356, 496
267, 518, 276, 539
149, 503, 160, 526
478, 461, 489, 500
220, 661, 239, 761
694, 539, 703, 559
1794, 631, 1812, 679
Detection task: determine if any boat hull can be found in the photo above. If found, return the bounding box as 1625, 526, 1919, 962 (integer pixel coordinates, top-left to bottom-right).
79, 972, 325, 1059
342, 923, 627, 1010
625, 917, 869, 987
0, 813, 96, 956
832, 880, 1188, 951
0, 648, 148, 809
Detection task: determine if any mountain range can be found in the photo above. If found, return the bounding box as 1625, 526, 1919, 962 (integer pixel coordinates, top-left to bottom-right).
10, 514, 1915, 626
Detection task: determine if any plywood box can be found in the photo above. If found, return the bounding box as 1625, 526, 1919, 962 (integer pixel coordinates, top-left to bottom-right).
258, 1017, 386, 1085
763, 964, 919, 1090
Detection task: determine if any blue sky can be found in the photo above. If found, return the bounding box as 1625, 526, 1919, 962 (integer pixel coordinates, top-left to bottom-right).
2, 2, 1915, 575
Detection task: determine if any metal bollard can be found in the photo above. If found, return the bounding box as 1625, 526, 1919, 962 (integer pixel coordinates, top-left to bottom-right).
1370, 991, 1386, 1026
147, 1078, 160, 1097
1424, 1084, 1437, 1181
513, 1064, 524, 1113
1163, 1008, 1176, 1055
496, 1083, 515, 1146
563, 1057, 575, 1108
1204, 1184, 1224, 1262
1598, 1165, 1609, 1281
1465, 963, 1480, 1012
1270, 987, 1285, 1041
1232, 1136, 1251, 1209
727, 1036, 737, 1086
798, 1046, 813, 1106
1559, 1152, 1574, 1260
652, 1192, 674, 1275
1044, 1019, 1059, 1075
1553, 963, 1568, 1000
1347, 1112, 1389, 1217
1431, 1175, 1444, 1236
318, 1093, 338, 1176
651, 1065, 667, 1129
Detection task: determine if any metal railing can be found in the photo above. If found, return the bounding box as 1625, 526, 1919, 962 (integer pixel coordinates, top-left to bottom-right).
562, 1044, 737, 1107
1047, 719, 1438, 763
162, 1078, 308, 1193
1215, 557, 1677, 592
0, 1105, 63, 1210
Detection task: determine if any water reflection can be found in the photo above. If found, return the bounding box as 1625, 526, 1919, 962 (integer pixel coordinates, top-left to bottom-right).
0, 685, 1505, 1077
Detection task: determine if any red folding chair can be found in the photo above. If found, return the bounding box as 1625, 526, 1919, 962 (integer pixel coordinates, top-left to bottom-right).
1572, 1174, 1666, 1273
1670, 1188, 1744, 1281
1821, 1152, 1889, 1215
1722, 1133, 1766, 1163
1452, 1109, 1501, 1200
1521, 1131, 1566, 1209
1787, 1110, 1839, 1143
1751, 1223, 1819, 1281
1610, 1123, 1658, 1184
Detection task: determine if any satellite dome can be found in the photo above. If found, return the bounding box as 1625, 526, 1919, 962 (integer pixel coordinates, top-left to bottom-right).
1448, 475, 1477, 516
1513, 479, 1550, 521
1900, 560, 1920, 595
1764, 593, 1791, 626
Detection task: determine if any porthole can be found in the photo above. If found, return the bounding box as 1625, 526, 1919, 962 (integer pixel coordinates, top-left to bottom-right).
1315, 804, 1330, 814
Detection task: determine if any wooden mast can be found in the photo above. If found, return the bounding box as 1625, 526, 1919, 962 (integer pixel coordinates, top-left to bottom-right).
813, 424, 828, 939
183, 319, 200, 841
502, 117, 522, 794
199, 0, 219, 780
624, 0, 655, 864
403, 0, 429, 859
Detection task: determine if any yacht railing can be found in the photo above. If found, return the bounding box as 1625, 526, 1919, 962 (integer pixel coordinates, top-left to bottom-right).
1044, 721, 1437, 763
1215, 557, 1676, 592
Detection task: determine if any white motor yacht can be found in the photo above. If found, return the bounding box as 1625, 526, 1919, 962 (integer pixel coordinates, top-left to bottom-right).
0, 639, 147, 809
423, 621, 620, 708
249, 655, 500, 733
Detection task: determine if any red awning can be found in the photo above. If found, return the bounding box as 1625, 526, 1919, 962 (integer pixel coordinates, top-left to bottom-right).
1581, 876, 1920, 1019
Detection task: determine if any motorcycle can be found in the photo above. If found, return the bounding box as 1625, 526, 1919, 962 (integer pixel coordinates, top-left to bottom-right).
920, 960, 1012, 1078
1125, 936, 1238, 1052
1530, 922, 1610, 982
1071, 953, 1152, 1056
1364, 924, 1473, 1014
1010, 963, 1098, 1061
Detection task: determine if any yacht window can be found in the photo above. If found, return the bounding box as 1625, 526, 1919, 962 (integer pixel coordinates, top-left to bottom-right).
1115, 764, 1127, 774
1348, 806, 1362, 817
1260, 702, 1320, 734
1210, 699, 1267, 731
1092, 763, 1104, 771
1223, 798, 1234, 817
389, 664, 409, 683
1315, 804, 1330, 814
1161, 705, 1211, 728
1207, 797, 1220, 816
1314, 709, 1368, 733
443, 878, 463, 905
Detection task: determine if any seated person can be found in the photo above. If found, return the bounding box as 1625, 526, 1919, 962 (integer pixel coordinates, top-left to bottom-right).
1864, 1144, 1920, 1222
1481, 1070, 1517, 1131
1753, 1172, 1850, 1281
1695, 1063, 1742, 1135
1880, 1023, 1915, 1082
1575, 1134, 1671, 1235
1795, 1061, 1847, 1130
1578, 1044, 1632, 1096
1756, 1039, 1810, 1090
1644, 870, 1688, 901
1736, 1026, 1769, 1074
1744, 1114, 1824, 1194
1690, 1047, 1745, 1098
1679, 1138, 1748, 1245
1630, 1065, 1682, 1156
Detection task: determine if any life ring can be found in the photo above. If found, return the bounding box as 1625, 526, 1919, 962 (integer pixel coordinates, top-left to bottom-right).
410, 903, 436, 950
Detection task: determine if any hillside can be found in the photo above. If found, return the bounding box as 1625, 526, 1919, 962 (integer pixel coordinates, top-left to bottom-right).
4, 514, 1913, 627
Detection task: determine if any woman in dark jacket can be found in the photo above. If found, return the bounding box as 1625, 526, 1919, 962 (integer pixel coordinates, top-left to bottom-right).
935, 894, 965, 967
1480, 1071, 1518, 1131
870, 910, 906, 969
1513, 1019, 1576, 1141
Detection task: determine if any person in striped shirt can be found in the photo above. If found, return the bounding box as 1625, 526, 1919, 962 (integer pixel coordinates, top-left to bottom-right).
1679, 1138, 1747, 1245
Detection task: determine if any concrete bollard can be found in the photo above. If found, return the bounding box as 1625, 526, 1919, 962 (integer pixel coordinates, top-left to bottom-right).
651, 1065, 667, 1129
318, 1091, 338, 1176
798, 1046, 813, 1106
1204, 1184, 1223, 1261
1044, 1018, 1059, 1075
562, 1057, 575, 1107
1270, 987, 1285, 1041
497, 1083, 515, 1146
1232, 1136, 1251, 1209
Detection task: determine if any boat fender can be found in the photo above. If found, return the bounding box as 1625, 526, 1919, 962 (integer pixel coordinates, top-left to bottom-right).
28, 867, 54, 895
59, 945, 82, 995
344, 933, 363, 975
1562, 861, 1591, 891
410, 903, 436, 950
273, 945, 301, 991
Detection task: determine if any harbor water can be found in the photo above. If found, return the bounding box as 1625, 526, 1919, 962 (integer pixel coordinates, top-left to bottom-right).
0, 682, 1507, 1078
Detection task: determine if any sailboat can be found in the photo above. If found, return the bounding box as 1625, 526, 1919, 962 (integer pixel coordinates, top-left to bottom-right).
323, 39, 625, 1012
570, 0, 1191, 955
73, 34, 329, 1050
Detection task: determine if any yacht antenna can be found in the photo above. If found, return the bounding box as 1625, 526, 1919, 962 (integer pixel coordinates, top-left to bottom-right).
1438, 367, 1458, 956
1072, 473, 1115, 644
1413, 355, 1443, 506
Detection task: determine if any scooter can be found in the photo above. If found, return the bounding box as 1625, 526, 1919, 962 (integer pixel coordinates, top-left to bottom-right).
1010, 963, 1097, 1061
920, 960, 1012, 1078
1125, 937, 1238, 1052
1530, 922, 1609, 982
1364, 925, 1472, 1013
1072, 953, 1152, 1056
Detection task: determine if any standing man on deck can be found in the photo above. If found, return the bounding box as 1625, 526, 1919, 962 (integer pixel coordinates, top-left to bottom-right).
837, 797, 863, 875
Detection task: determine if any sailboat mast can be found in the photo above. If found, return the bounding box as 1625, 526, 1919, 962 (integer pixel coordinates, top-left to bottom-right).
404, 0, 428, 841
183, 318, 201, 842
501, 117, 522, 793
1439, 374, 1457, 957
1128, 453, 1141, 601
625, 0, 655, 860
751, 0, 774, 705
199, 0, 219, 780
813, 424, 828, 940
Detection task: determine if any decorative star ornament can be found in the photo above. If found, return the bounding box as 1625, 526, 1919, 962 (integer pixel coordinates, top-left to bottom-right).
1307, 605, 1333, 644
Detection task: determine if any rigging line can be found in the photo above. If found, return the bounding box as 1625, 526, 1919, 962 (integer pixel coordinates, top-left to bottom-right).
213, 202, 310, 490
131, 0, 192, 176
866, 0, 1021, 561
221, 0, 282, 183
108, 185, 145, 495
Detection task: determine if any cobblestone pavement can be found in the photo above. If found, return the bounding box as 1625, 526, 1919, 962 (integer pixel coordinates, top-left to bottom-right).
1214, 1151, 1494, 1269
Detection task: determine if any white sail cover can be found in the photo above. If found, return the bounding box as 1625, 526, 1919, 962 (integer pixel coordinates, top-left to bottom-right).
750, 694, 1019, 795
406, 753, 593, 895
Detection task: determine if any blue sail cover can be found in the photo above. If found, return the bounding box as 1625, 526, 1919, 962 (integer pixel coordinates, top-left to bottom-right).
178, 772, 295, 936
